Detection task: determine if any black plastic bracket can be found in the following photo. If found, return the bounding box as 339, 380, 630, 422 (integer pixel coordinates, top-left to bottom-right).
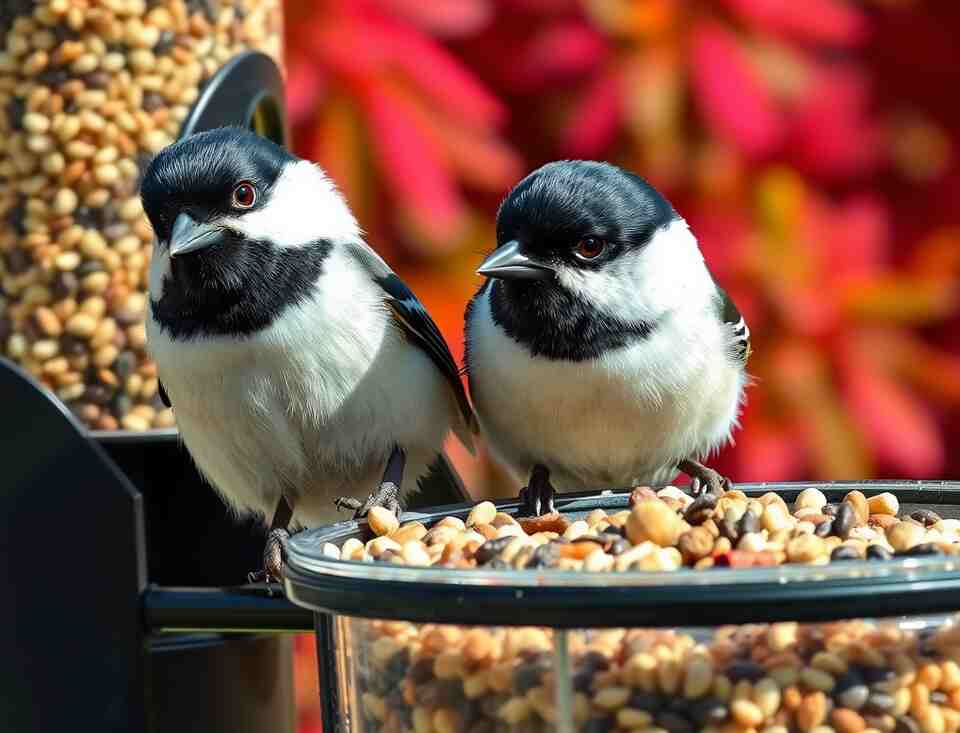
0, 357, 148, 731
180, 50, 288, 147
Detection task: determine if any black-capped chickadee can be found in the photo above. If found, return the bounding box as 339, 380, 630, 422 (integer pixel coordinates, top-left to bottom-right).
465, 160, 750, 515
141, 127, 476, 581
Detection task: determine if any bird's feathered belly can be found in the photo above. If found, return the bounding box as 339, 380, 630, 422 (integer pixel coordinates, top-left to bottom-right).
467, 292, 746, 491
146, 295, 452, 527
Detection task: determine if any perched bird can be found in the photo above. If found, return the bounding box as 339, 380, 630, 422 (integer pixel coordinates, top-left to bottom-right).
141, 127, 475, 581
465, 160, 750, 515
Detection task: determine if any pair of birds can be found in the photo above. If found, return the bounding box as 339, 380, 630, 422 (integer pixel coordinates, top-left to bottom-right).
141, 128, 751, 582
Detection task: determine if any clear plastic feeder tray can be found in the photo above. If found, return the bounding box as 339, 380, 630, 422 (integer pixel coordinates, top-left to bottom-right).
285, 482, 960, 733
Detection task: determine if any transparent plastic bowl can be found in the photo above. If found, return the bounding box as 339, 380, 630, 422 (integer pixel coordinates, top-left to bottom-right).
285, 481, 960, 733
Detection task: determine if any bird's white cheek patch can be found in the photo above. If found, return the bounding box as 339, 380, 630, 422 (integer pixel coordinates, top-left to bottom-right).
556, 265, 629, 309
555, 219, 713, 323
225, 160, 361, 249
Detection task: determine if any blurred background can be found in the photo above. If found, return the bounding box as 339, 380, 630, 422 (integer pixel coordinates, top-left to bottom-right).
280, 0, 960, 728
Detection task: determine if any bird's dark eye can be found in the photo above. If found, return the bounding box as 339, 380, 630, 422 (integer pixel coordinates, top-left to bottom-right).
232, 181, 257, 209
575, 237, 606, 260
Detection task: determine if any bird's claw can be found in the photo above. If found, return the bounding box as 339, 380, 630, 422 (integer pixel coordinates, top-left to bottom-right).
335, 481, 401, 520
518, 465, 556, 516
519, 485, 556, 516
681, 459, 732, 499
334, 496, 363, 512
246, 527, 290, 596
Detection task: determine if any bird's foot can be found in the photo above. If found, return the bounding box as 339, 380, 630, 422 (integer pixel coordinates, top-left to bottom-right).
247, 527, 290, 595
335, 481, 401, 520
679, 458, 732, 498
518, 464, 556, 516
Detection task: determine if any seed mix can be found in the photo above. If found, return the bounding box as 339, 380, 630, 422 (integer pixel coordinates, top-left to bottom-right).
0, 0, 281, 430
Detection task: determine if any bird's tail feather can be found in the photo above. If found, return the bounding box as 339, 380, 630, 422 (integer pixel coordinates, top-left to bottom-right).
452, 412, 477, 456
411, 452, 471, 506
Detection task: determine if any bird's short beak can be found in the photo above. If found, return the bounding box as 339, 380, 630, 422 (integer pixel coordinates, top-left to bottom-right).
476, 240, 554, 280
168, 212, 223, 257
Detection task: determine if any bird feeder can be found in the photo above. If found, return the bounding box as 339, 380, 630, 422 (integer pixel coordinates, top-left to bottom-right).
283, 484, 960, 733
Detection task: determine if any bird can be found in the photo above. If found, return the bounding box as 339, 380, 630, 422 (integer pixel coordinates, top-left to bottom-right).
140, 127, 476, 583
464, 160, 750, 516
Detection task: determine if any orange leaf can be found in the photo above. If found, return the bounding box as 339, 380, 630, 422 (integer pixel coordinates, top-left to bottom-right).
306, 96, 374, 232
754, 167, 814, 283
839, 275, 958, 324
769, 342, 872, 479
902, 349, 960, 406
839, 356, 944, 476
907, 228, 960, 279
880, 330, 960, 405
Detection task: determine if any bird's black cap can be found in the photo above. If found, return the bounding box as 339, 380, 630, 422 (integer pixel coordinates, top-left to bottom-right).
141, 126, 295, 244
496, 160, 678, 264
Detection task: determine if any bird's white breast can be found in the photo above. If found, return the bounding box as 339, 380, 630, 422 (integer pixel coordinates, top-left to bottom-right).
146, 247, 453, 526
467, 287, 746, 491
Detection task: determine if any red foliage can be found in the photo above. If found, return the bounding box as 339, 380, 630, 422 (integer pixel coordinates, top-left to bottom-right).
285, 4, 960, 722
283, 0, 960, 493
690, 21, 785, 158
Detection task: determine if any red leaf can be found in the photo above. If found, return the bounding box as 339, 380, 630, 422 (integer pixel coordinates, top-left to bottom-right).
284, 55, 325, 125
382, 16, 507, 128
772, 284, 840, 337
900, 339, 960, 405
383, 79, 524, 191
560, 68, 623, 158
734, 419, 806, 483
689, 22, 784, 157
506, 21, 609, 91
686, 209, 753, 283
375, 0, 493, 37
432, 119, 525, 191
839, 355, 944, 476
827, 195, 890, 280
498, 0, 581, 12
787, 66, 881, 180
360, 81, 465, 249
722, 0, 867, 46
306, 12, 390, 78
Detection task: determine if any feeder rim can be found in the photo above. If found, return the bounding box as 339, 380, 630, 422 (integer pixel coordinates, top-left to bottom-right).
283, 481, 960, 628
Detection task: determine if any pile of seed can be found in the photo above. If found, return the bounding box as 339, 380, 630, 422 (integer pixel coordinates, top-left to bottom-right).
323, 487, 960, 570
0, 0, 281, 431
355, 616, 960, 733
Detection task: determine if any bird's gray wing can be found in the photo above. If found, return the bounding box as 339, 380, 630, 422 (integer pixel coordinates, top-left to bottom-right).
345, 242, 477, 448
714, 285, 751, 366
